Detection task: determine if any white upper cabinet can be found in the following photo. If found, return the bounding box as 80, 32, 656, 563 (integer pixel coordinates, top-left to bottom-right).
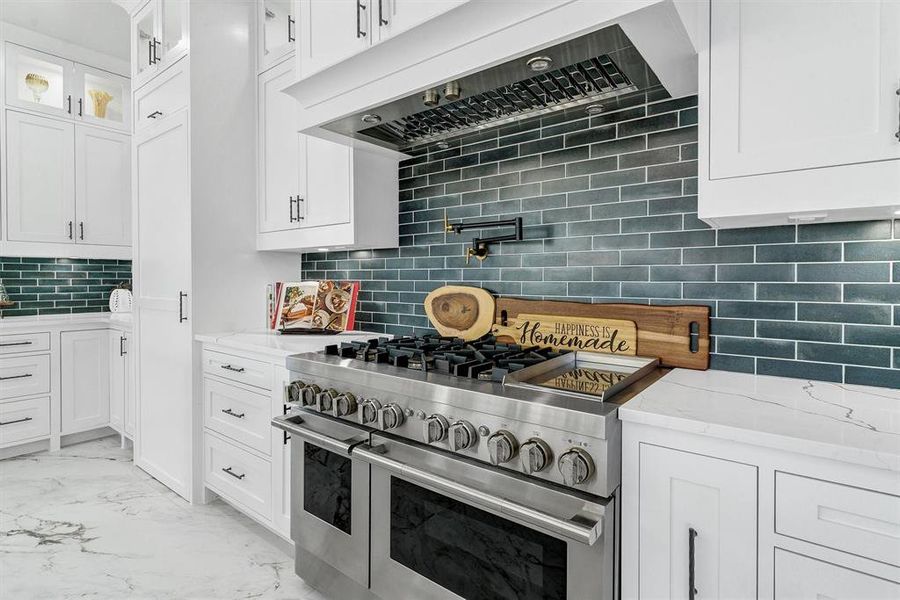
6, 111, 76, 244
74, 64, 131, 132
708, 0, 900, 179
374, 0, 467, 42
132, 0, 189, 89
4, 44, 74, 119
699, 0, 900, 227
637, 445, 758, 600
302, 136, 351, 228
298, 0, 371, 76
259, 0, 296, 72
75, 126, 132, 246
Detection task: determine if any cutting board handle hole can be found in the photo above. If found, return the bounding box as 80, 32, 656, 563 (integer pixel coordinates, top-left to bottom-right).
689, 321, 700, 353
500, 309, 508, 327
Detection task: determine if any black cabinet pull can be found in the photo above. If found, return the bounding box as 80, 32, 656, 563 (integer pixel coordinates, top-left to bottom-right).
148, 39, 154, 65
67, 95, 72, 114
68, 221, 73, 240
151, 37, 161, 64
289, 195, 295, 222
0, 373, 33, 381
222, 466, 246, 480
178, 291, 188, 323
895, 88, 899, 141
79, 221, 84, 240
378, 0, 388, 25
78, 98, 83, 117
0, 417, 33, 426
688, 527, 698, 600
283, 430, 290, 445
147, 110, 163, 119
221, 408, 246, 419
0, 341, 32, 348
220, 364, 245, 373
356, 1, 367, 38
119, 336, 126, 357
287, 14, 296, 42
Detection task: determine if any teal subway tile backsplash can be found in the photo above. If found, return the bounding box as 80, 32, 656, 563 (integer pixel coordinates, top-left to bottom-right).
300, 93, 900, 387
0, 257, 132, 317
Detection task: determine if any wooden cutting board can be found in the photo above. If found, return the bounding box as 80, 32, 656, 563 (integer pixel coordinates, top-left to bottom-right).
424, 286, 495, 340
492, 313, 637, 355
495, 298, 710, 370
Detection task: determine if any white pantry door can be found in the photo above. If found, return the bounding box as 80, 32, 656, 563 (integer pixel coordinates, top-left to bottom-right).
6, 111, 75, 243
709, 0, 900, 179
75, 125, 131, 246
134, 112, 193, 501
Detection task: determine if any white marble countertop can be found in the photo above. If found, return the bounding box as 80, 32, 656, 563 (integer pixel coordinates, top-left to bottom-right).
619, 369, 900, 472
195, 330, 383, 360
0, 312, 132, 331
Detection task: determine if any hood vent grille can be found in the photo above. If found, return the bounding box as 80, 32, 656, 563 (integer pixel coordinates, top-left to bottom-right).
361, 54, 637, 149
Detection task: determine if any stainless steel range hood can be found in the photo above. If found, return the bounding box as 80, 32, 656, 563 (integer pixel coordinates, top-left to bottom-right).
321, 24, 665, 153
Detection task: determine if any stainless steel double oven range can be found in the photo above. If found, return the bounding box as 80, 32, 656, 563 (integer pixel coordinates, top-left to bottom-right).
272, 336, 657, 600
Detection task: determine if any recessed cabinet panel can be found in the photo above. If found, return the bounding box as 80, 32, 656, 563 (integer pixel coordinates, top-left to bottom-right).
61, 330, 111, 435
375, 0, 468, 42
709, 0, 900, 179
75, 126, 131, 246
4, 44, 73, 118
161, 0, 190, 65
303, 136, 351, 228
6, 111, 76, 243
300, 0, 370, 77
774, 549, 900, 599
109, 330, 125, 433
260, 0, 295, 71
638, 444, 757, 600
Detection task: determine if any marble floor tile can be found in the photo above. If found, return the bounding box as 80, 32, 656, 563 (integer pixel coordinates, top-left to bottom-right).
0, 437, 332, 600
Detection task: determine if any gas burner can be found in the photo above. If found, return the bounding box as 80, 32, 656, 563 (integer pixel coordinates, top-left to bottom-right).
325, 334, 570, 380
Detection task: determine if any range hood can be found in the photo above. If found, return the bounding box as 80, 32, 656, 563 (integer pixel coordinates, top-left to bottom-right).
321, 24, 665, 153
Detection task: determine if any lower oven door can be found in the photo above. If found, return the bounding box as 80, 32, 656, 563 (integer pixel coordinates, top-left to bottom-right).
272, 410, 371, 588
356, 434, 615, 600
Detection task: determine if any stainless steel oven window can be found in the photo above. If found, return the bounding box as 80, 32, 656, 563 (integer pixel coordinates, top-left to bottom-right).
390, 476, 568, 600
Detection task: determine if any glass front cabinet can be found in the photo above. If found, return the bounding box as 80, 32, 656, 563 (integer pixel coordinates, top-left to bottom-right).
131, 0, 189, 89
4, 43, 130, 132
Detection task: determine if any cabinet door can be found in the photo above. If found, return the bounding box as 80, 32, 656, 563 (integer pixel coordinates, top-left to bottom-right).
4, 43, 74, 118
75, 125, 131, 246
109, 330, 125, 433
61, 330, 111, 435
260, 0, 296, 71
709, 0, 900, 179
160, 0, 189, 67
6, 111, 76, 243
299, 0, 370, 76
134, 111, 192, 501
132, 0, 159, 88
774, 549, 900, 599
302, 136, 351, 228
124, 332, 135, 437
375, 0, 467, 42
74, 64, 131, 132
257, 61, 303, 233
638, 444, 757, 600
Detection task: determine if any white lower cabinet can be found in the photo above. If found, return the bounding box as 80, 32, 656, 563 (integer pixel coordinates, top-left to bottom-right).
108, 329, 134, 438
204, 430, 273, 521
637, 444, 757, 600
60, 330, 110, 435
0, 397, 50, 448
774, 549, 900, 600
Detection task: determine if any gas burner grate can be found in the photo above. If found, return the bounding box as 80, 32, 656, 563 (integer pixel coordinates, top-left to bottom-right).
361, 54, 636, 148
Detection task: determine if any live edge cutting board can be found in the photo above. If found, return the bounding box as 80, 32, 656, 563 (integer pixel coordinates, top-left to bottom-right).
494, 297, 710, 370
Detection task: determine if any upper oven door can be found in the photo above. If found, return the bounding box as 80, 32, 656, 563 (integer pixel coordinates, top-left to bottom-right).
272, 410, 371, 588
356, 434, 616, 600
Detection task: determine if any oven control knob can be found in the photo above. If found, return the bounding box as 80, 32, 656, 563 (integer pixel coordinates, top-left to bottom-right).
520, 438, 553, 474
449, 420, 477, 451
301, 384, 321, 407
378, 403, 406, 430
332, 392, 357, 417
487, 430, 518, 465
316, 389, 338, 413
287, 380, 307, 404
558, 448, 595, 486
358, 398, 382, 425
422, 414, 449, 443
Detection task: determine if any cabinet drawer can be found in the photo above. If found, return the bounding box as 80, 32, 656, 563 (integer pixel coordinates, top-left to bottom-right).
0, 332, 50, 355
134, 59, 188, 132
203, 377, 271, 455
203, 432, 272, 521
202, 350, 271, 390
0, 396, 50, 448
0, 354, 51, 400
776, 472, 900, 567
775, 548, 899, 599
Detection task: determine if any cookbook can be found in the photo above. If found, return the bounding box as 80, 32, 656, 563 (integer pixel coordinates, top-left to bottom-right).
271, 280, 359, 332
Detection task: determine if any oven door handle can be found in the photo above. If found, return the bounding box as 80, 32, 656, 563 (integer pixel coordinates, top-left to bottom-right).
355, 443, 603, 546
271, 414, 366, 457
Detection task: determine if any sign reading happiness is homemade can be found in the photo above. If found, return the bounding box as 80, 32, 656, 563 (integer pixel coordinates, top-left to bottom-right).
493, 313, 637, 355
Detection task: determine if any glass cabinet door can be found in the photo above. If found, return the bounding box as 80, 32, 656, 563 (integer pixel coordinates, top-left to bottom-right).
132, 0, 157, 85
260, 0, 295, 70
75, 64, 131, 132
160, 0, 189, 65
4, 43, 74, 118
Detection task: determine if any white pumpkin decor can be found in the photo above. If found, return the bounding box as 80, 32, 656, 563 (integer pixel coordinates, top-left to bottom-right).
109, 283, 133, 313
